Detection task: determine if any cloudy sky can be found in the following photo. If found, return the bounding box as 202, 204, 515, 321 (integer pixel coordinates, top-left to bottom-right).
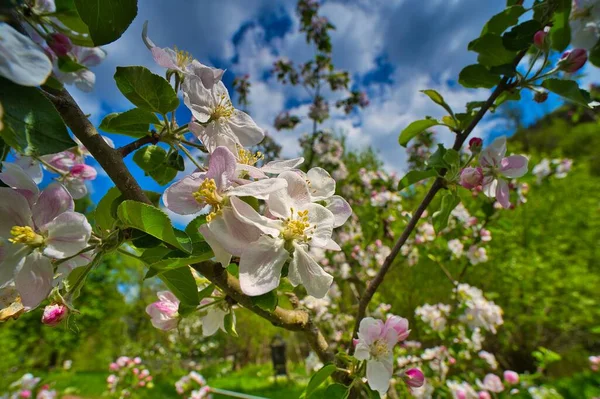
68, 0, 594, 208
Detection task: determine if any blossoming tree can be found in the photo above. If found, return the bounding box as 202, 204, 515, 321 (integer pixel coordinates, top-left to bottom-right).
0, 0, 598, 397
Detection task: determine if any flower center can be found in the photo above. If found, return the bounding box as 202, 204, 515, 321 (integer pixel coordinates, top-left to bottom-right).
370, 338, 391, 359
9, 226, 44, 246
192, 178, 224, 222
210, 94, 235, 121
282, 209, 312, 242
237, 148, 264, 166
174, 46, 193, 69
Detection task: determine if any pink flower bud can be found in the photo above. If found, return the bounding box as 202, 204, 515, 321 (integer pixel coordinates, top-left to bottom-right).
19, 391, 32, 399
478, 392, 491, 399
559, 49, 588, 73
352, 338, 359, 347
384, 315, 411, 342
449, 357, 456, 365
533, 31, 548, 50
41, 304, 68, 327
133, 368, 139, 375
504, 370, 519, 384
469, 137, 483, 153
534, 91, 549, 103
70, 163, 97, 180
403, 368, 425, 388
460, 167, 484, 189
47, 33, 72, 57
109, 363, 119, 371
457, 391, 467, 399
107, 375, 117, 384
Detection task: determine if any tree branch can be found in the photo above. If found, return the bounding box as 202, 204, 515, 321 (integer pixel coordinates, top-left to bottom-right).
118, 133, 161, 158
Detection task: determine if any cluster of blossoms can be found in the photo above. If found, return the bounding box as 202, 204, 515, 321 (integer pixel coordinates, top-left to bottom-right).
353, 315, 424, 395
1, 374, 57, 399
532, 158, 573, 184
299, 132, 349, 180
174, 371, 211, 399
590, 355, 600, 371
0, 157, 94, 317
106, 356, 154, 399
570, 0, 600, 51
0, 0, 106, 90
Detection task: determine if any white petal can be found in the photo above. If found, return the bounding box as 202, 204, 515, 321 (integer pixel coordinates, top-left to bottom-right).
324, 195, 352, 228
42, 212, 91, 258
322, 239, 341, 251
239, 235, 289, 296
205, 146, 237, 190
236, 164, 267, 179
267, 171, 310, 219
366, 358, 393, 395
15, 252, 53, 310
64, 177, 88, 199
0, 23, 51, 86
0, 240, 27, 288
480, 136, 506, 168
228, 177, 288, 200
291, 243, 332, 298
14, 156, 43, 184
0, 188, 33, 239
260, 157, 304, 174
307, 167, 335, 200
303, 203, 334, 248
0, 162, 39, 205
229, 196, 281, 237
227, 110, 265, 148
201, 209, 262, 258
201, 307, 227, 336
199, 224, 232, 267
353, 342, 371, 361
482, 177, 497, 198
32, 182, 73, 228
186, 60, 225, 90
163, 173, 206, 215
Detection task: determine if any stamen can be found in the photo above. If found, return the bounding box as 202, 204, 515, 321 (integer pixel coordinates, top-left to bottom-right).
173, 46, 193, 68
210, 94, 235, 121
237, 148, 264, 166
282, 208, 313, 242
9, 226, 43, 246
192, 178, 223, 222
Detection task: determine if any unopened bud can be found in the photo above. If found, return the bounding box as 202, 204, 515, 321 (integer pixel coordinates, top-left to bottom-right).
47, 33, 72, 57
534, 91, 548, 103
468, 137, 483, 153
533, 31, 548, 50
504, 370, 519, 384
478, 392, 491, 399
403, 368, 425, 388
42, 303, 68, 327
559, 49, 588, 73
460, 167, 483, 189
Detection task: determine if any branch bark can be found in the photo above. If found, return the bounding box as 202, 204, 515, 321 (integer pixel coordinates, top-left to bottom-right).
42, 86, 335, 364
118, 133, 160, 157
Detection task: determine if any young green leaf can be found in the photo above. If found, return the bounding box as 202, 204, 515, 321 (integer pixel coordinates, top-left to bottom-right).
94, 187, 121, 234
145, 247, 214, 278
99, 108, 160, 137
304, 364, 337, 398
116, 200, 192, 253
133, 145, 167, 172
398, 119, 440, 147
434, 191, 461, 233
114, 66, 179, 114
469, 34, 517, 67
149, 165, 178, 186
420, 90, 455, 117
541, 79, 593, 108
251, 291, 278, 312
324, 384, 350, 399
398, 169, 438, 191
159, 267, 199, 315
0, 78, 75, 155
549, 0, 572, 52
458, 64, 501, 89
481, 5, 525, 35
502, 20, 542, 51
74, 0, 137, 45
57, 57, 86, 72
224, 311, 238, 337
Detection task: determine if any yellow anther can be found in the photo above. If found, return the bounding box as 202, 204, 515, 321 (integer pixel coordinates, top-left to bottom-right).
174, 46, 193, 69
192, 178, 223, 222
9, 226, 43, 246
370, 339, 390, 358
210, 94, 235, 121
282, 208, 312, 241
237, 148, 264, 166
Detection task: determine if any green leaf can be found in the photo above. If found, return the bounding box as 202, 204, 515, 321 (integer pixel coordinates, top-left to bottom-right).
167, 152, 185, 171
398, 169, 437, 191
541, 79, 593, 108
434, 191, 461, 233
398, 119, 440, 147
99, 108, 159, 137
149, 165, 178, 186
458, 64, 501, 89
114, 66, 179, 114
590, 40, 600, 67
489, 63, 517, 77
495, 90, 521, 107
305, 364, 336, 398
159, 267, 199, 315
469, 34, 517, 67
0, 78, 75, 155
54, 0, 92, 38
420, 90, 455, 117
443, 149, 460, 167
133, 145, 167, 172
482, 5, 525, 35
146, 248, 214, 278
94, 187, 121, 234
549, 0, 572, 52
74, 0, 137, 46
324, 384, 350, 399
57, 56, 86, 72
141, 247, 173, 264
130, 229, 162, 249
116, 200, 192, 253
426, 144, 448, 170
502, 20, 542, 51
224, 311, 238, 337
185, 215, 207, 244
251, 291, 278, 312
198, 284, 215, 302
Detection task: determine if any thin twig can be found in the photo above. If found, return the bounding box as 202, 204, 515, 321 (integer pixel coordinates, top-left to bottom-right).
117, 133, 160, 157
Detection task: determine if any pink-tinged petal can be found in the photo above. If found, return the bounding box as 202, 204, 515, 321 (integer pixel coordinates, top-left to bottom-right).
64, 178, 88, 199
357, 317, 382, 344
55, 250, 93, 281
500, 155, 528, 178
482, 177, 497, 199
366, 358, 393, 395
324, 195, 352, 228
267, 171, 310, 219
260, 157, 304, 174
141, 21, 157, 49
322, 239, 341, 251
0, 188, 33, 239
229, 196, 281, 237
236, 164, 267, 179
15, 252, 53, 310
228, 177, 287, 200
307, 167, 335, 200
70, 164, 97, 180
0, 162, 39, 205
151, 47, 179, 70
14, 156, 42, 184
239, 235, 289, 296
199, 223, 232, 267
193, 122, 240, 154
479, 137, 507, 168
495, 179, 511, 209
201, 307, 228, 336
228, 110, 264, 148
42, 212, 91, 258
383, 326, 399, 347
73, 46, 106, 67
206, 146, 237, 190
163, 173, 206, 215
183, 79, 216, 123
32, 182, 73, 229
291, 243, 333, 298
384, 315, 410, 342
0, 240, 27, 288
353, 342, 371, 361
39, 151, 75, 172
157, 291, 179, 306
303, 203, 334, 248
186, 60, 225, 90
201, 209, 262, 258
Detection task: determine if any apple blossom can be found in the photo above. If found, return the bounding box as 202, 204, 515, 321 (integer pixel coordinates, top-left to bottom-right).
448, 239, 464, 258
145, 291, 180, 331
0, 23, 52, 86
447, 380, 478, 399
468, 137, 483, 153
466, 246, 488, 265
33, 0, 56, 13
47, 33, 72, 57
533, 30, 548, 49
403, 368, 425, 388
478, 391, 491, 399
478, 351, 498, 370
353, 316, 408, 395
558, 48, 588, 73
570, 0, 600, 50
460, 167, 483, 189
41, 303, 68, 326
479, 137, 528, 209
53, 46, 106, 92
476, 374, 504, 393
504, 370, 519, 384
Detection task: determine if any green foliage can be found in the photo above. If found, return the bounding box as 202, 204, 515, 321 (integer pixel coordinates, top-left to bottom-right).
398, 169, 437, 191
398, 119, 440, 147
133, 145, 168, 172
433, 191, 460, 233
549, 0, 572, 52
114, 66, 180, 114
0, 78, 75, 155
74, 0, 137, 45
302, 364, 336, 398
159, 267, 199, 315
481, 5, 525, 35
99, 109, 160, 137
541, 79, 593, 108
251, 291, 279, 312
468, 34, 517, 67
503, 20, 543, 51
420, 90, 455, 117
458, 64, 500, 89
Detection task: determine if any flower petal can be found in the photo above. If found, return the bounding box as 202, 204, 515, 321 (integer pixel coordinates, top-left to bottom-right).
307, 167, 335, 200
32, 182, 73, 229
260, 157, 304, 175
228, 177, 288, 200
199, 223, 232, 267
0, 240, 27, 288
228, 110, 264, 148
324, 195, 352, 228
501, 155, 528, 178
14, 156, 43, 184
495, 178, 511, 209
354, 342, 371, 361
482, 177, 497, 199
186, 60, 225, 90
0, 23, 52, 86
291, 243, 332, 298
358, 317, 383, 344
229, 196, 281, 237
239, 235, 289, 296
366, 358, 393, 395
303, 203, 334, 248
42, 212, 92, 258
182, 78, 216, 123
15, 252, 53, 310
163, 173, 206, 215
480, 136, 507, 168
206, 146, 237, 190
201, 307, 227, 336
0, 188, 33, 239
64, 177, 88, 199
0, 162, 39, 205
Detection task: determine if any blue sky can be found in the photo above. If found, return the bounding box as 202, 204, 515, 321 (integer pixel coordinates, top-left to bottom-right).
66, 0, 598, 221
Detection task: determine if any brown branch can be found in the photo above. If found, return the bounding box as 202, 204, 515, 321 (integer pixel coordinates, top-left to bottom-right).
349, 50, 527, 343
42, 86, 335, 364
118, 133, 161, 157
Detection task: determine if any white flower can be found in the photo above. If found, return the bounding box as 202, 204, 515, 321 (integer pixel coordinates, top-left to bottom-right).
446, 381, 478, 399
415, 303, 451, 332
448, 239, 464, 258
0, 23, 52, 86
466, 246, 488, 265
53, 46, 106, 92
478, 350, 499, 370
305, 352, 323, 374
532, 159, 552, 184
571, 0, 600, 49
476, 374, 504, 393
